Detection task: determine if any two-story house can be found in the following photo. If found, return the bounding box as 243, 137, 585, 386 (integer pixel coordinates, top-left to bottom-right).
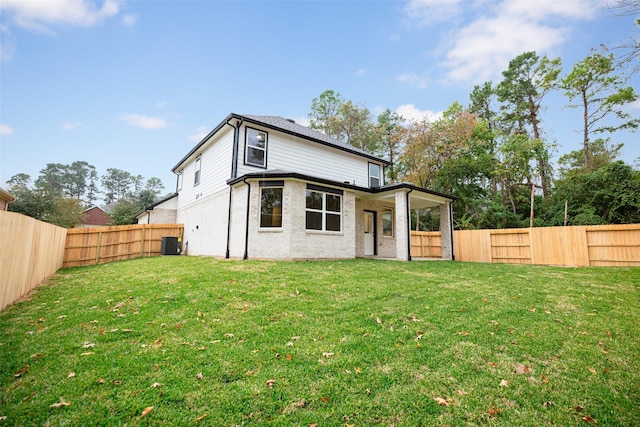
171, 113, 455, 260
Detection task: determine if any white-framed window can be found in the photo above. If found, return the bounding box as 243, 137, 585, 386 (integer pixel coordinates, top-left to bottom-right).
177, 170, 183, 191
259, 182, 283, 228
245, 127, 267, 168
382, 207, 393, 237
194, 156, 201, 186
369, 163, 381, 187
305, 185, 342, 232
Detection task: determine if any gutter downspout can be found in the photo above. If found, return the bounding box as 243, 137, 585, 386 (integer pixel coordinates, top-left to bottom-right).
449, 202, 455, 261
224, 118, 243, 259
406, 188, 413, 261
243, 178, 251, 260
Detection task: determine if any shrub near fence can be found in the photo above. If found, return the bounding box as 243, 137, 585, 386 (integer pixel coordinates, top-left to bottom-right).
0, 211, 67, 310
412, 224, 640, 267
63, 224, 184, 268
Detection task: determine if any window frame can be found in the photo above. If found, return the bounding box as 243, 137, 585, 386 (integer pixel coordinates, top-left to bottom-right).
369, 162, 381, 188
305, 184, 343, 233
382, 207, 394, 237
244, 127, 268, 169
194, 155, 202, 186
259, 181, 284, 230
177, 170, 183, 191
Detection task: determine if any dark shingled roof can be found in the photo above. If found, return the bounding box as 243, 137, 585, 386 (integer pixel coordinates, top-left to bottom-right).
242, 115, 387, 163
172, 113, 389, 172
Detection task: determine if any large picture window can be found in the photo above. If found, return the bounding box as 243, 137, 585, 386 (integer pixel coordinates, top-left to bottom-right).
245, 127, 267, 168
260, 186, 283, 228
305, 187, 342, 232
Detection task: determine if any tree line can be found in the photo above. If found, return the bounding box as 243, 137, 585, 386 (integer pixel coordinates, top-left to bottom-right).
6, 162, 167, 227
308, 50, 639, 230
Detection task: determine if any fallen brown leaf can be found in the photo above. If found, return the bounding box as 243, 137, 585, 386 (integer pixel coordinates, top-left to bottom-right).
514, 363, 530, 375
589, 367, 598, 376
487, 405, 500, 417
582, 415, 596, 423
140, 406, 154, 418
150, 382, 163, 388
50, 398, 71, 408
434, 396, 449, 406
499, 379, 510, 387
14, 365, 29, 378
67, 372, 76, 378
266, 379, 276, 388
194, 414, 207, 421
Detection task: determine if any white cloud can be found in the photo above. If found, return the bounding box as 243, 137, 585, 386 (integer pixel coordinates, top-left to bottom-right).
0, 0, 121, 32
443, 16, 569, 83
154, 100, 168, 108
187, 126, 209, 142
122, 13, 137, 27
61, 121, 86, 130
356, 68, 368, 76
396, 72, 430, 89
0, 124, 15, 135
628, 99, 640, 110
0, 25, 15, 62
289, 116, 311, 127
395, 104, 442, 123
120, 113, 166, 130
402, 0, 603, 85
403, 0, 461, 26
441, 0, 603, 84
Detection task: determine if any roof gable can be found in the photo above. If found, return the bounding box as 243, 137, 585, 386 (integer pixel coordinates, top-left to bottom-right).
172, 113, 389, 172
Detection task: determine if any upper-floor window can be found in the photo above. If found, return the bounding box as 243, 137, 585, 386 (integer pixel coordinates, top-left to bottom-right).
305, 185, 342, 232
369, 163, 381, 187
245, 127, 268, 168
194, 155, 201, 186
177, 170, 183, 191
260, 181, 283, 228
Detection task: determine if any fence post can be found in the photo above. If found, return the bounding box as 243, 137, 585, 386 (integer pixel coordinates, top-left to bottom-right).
95, 231, 102, 265
140, 226, 146, 258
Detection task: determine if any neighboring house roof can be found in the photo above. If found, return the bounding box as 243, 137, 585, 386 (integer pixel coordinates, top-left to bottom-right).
135, 193, 178, 219
0, 187, 16, 202
228, 170, 457, 206
172, 113, 390, 172
82, 206, 110, 226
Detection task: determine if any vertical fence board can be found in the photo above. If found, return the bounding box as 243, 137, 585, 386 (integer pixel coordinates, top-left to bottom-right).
413, 224, 639, 267
0, 211, 67, 311
62, 224, 184, 268
586, 224, 640, 266
453, 230, 492, 263
411, 231, 442, 258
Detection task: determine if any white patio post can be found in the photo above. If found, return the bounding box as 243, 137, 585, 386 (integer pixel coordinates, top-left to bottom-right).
439, 202, 454, 260
395, 190, 411, 261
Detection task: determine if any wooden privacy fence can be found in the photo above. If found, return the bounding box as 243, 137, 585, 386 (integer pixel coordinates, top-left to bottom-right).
411, 231, 442, 258
0, 211, 67, 311
63, 224, 184, 268
412, 224, 640, 267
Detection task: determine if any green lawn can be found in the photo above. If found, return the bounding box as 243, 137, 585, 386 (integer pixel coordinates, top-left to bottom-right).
1, 257, 639, 426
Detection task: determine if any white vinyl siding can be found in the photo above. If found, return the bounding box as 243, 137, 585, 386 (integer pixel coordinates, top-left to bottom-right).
177, 126, 234, 210
236, 126, 373, 186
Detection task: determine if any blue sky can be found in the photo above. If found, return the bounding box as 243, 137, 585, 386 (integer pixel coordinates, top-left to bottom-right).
1, 0, 638, 196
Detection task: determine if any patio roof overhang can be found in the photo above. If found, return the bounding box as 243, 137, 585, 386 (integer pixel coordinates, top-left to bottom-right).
228, 171, 456, 207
